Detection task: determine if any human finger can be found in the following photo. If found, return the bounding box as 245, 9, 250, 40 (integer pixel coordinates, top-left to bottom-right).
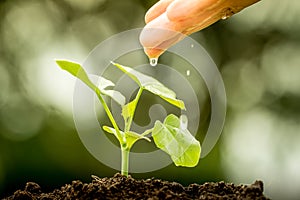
145, 0, 175, 24
167, 0, 261, 28
142, 0, 222, 58
167, 0, 219, 22
142, 0, 262, 58
142, 32, 185, 59
140, 13, 183, 58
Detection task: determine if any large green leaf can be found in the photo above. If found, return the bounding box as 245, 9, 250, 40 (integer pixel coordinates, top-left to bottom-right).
152, 114, 201, 167
103, 126, 150, 149
111, 62, 185, 109
56, 60, 125, 106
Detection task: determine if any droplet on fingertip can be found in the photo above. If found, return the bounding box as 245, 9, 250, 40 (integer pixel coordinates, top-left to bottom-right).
222, 16, 228, 20
221, 8, 234, 20
150, 58, 158, 67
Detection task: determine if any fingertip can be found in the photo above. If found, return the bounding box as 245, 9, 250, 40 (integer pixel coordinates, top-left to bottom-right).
143, 47, 165, 59
140, 13, 177, 48
139, 26, 155, 48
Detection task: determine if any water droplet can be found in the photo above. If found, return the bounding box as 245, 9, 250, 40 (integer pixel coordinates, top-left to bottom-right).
150, 58, 158, 67
191, 44, 194, 48
186, 70, 190, 76
222, 16, 228, 20
180, 115, 188, 130
221, 8, 234, 20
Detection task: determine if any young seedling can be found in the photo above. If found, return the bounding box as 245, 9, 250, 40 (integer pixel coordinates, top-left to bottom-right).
56, 60, 201, 176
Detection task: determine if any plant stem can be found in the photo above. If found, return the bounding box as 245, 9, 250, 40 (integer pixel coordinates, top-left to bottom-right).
96, 91, 130, 176
125, 87, 143, 132
96, 91, 124, 143
121, 146, 130, 176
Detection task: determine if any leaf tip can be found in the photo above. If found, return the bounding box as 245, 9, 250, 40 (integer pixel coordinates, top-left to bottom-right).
55, 59, 64, 68
110, 61, 123, 70
179, 100, 186, 110
110, 61, 121, 68
55, 59, 81, 70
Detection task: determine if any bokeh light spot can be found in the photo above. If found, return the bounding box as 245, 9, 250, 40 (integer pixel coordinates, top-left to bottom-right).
262, 41, 300, 96
222, 59, 265, 110
0, 63, 11, 108
0, 97, 44, 141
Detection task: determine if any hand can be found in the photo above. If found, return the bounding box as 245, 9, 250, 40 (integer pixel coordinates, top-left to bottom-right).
140, 0, 261, 59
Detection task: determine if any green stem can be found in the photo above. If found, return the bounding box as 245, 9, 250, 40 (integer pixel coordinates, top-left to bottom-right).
125, 87, 143, 132
96, 91, 124, 143
121, 146, 130, 176
121, 87, 143, 176
141, 128, 153, 136
96, 91, 130, 176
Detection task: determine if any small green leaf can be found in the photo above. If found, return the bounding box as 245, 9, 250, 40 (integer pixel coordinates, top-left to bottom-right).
103, 125, 121, 139
103, 126, 150, 149
111, 62, 185, 109
152, 114, 201, 167
56, 60, 125, 106
122, 100, 137, 128
56, 60, 97, 91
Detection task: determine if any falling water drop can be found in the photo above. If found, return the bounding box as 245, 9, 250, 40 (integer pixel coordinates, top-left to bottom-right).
191, 44, 194, 48
186, 70, 190, 76
150, 58, 158, 67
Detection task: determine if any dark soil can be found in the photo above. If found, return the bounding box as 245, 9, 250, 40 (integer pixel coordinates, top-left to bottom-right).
3, 173, 269, 200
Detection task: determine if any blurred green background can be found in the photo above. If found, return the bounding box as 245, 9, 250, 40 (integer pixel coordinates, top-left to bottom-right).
0, 0, 300, 199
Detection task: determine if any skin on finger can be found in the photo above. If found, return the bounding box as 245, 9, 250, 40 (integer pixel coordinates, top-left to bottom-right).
145, 0, 175, 24
167, 0, 261, 22
143, 33, 185, 59
174, 4, 228, 35
167, 0, 261, 34
167, 0, 218, 22
140, 13, 182, 58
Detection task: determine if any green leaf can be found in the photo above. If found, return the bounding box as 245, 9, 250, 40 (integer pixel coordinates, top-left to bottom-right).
111, 62, 185, 109
103, 126, 150, 149
56, 60, 125, 106
152, 114, 201, 167
90, 75, 125, 106
101, 89, 125, 106
121, 99, 137, 128
103, 125, 121, 140
97, 76, 115, 90
56, 60, 97, 91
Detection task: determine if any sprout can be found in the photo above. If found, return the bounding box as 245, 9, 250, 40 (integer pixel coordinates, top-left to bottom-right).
56, 60, 201, 176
